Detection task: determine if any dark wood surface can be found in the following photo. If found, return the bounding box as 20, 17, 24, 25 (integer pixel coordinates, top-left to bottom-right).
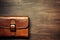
0, 0, 60, 40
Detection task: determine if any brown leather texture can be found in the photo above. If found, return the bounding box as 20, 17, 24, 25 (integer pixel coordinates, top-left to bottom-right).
0, 16, 29, 37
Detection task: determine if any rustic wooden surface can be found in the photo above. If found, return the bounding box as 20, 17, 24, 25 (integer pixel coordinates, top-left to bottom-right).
0, 0, 60, 40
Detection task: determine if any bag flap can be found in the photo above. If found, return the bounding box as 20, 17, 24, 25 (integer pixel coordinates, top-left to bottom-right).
0, 17, 28, 29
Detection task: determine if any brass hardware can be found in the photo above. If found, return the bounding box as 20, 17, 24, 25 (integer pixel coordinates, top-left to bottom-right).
10, 19, 16, 32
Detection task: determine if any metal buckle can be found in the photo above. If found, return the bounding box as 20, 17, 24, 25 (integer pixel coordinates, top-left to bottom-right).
10, 19, 16, 32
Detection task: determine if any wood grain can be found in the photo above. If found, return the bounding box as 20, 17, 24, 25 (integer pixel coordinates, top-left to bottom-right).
0, 0, 60, 40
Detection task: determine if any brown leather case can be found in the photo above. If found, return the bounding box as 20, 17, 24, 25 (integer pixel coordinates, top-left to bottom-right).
0, 16, 29, 38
